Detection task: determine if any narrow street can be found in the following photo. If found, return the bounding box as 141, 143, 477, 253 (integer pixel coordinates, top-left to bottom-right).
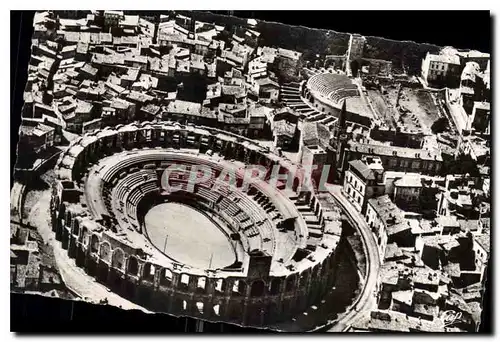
325, 184, 380, 332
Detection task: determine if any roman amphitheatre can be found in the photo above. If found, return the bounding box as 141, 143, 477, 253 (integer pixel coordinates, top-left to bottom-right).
34, 120, 376, 331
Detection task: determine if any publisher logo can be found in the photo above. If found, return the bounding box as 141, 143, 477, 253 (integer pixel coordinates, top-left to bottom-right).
441, 310, 462, 327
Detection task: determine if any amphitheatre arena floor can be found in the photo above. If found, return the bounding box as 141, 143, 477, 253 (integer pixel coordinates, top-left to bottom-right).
144, 202, 237, 269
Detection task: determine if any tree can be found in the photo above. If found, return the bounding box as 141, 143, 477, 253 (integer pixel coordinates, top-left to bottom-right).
350, 59, 361, 77
431, 117, 449, 134
441, 153, 480, 177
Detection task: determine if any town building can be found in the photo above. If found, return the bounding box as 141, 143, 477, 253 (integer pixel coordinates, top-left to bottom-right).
421, 52, 461, 88
18, 121, 55, 155
343, 157, 385, 213
366, 195, 413, 262
469, 101, 490, 134
473, 233, 490, 284
339, 142, 443, 178
298, 122, 334, 185
437, 174, 479, 219
104, 10, 124, 28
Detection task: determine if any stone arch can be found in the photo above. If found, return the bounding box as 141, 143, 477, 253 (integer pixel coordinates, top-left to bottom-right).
143, 263, 156, 280
179, 273, 190, 289
160, 268, 173, 286
285, 274, 297, 292
269, 278, 282, 295
232, 279, 247, 295
214, 278, 224, 293
58, 202, 66, 221
80, 226, 88, 243
127, 256, 139, 276
213, 304, 221, 316
72, 218, 80, 236
195, 301, 204, 315
196, 276, 207, 292
65, 210, 71, 226
111, 248, 125, 271
250, 279, 266, 297
90, 234, 100, 254
99, 241, 112, 263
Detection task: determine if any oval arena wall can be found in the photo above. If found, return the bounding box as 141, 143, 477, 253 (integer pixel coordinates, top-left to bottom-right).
50, 121, 340, 327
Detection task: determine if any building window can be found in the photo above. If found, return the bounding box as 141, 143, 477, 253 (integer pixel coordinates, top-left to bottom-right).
358, 196, 361, 204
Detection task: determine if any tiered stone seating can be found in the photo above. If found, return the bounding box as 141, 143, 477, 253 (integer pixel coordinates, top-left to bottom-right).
239, 220, 254, 232
88, 147, 311, 264
247, 235, 262, 252
102, 153, 158, 185
227, 192, 276, 254
109, 169, 157, 205
243, 224, 259, 238
307, 73, 360, 105
330, 87, 359, 103
213, 182, 231, 197
235, 211, 249, 222
195, 186, 221, 203
106, 168, 159, 231
220, 198, 240, 216
290, 197, 324, 251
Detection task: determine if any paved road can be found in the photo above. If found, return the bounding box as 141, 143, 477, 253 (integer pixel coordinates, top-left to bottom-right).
324, 184, 380, 332
28, 189, 151, 313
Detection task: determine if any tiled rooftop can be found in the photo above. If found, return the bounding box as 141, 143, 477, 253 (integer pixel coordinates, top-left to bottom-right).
349, 142, 443, 162
166, 100, 202, 116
